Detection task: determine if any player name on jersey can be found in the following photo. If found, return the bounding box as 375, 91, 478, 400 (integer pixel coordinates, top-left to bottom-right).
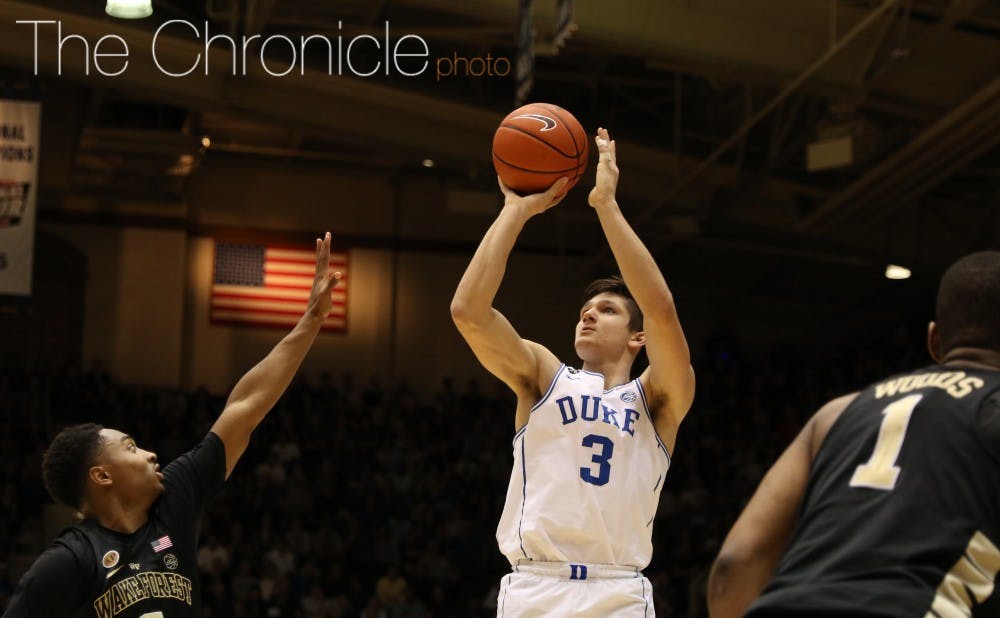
874, 370, 986, 400
93, 571, 193, 618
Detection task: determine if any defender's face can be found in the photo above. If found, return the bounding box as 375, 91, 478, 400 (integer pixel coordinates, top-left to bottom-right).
574, 292, 637, 361
94, 428, 164, 502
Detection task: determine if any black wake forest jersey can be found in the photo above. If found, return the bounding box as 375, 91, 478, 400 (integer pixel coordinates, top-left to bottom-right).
4, 432, 225, 617
748, 365, 1000, 618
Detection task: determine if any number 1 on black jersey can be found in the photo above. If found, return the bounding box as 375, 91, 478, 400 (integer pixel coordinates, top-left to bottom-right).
850, 394, 923, 491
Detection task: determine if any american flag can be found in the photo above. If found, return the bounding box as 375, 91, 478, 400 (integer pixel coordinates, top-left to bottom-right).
150, 535, 173, 552
210, 242, 348, 331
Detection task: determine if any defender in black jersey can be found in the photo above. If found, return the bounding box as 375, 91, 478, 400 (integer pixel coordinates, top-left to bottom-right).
3, 233, 342, 618
708, 251, 1000, 618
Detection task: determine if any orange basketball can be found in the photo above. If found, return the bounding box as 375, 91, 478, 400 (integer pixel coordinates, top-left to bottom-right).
492, 102, 588, 195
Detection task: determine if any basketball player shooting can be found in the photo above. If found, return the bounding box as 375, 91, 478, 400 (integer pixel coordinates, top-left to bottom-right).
4, 233, 341, 617
451, 128, 696, 616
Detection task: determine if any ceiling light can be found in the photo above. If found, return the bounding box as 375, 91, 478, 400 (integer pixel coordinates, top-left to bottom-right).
201, 136, 211, 148
422, 159, 435, 168
885, 264, 911, 280
105, 0, 152, 19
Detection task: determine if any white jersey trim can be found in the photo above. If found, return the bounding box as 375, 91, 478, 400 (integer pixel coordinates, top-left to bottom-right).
516, 435, 529, 560
513, 424, 527, 445
530, 364, 567, 413
579, 369, 634, 394
636, 378, 672, 465
511, 364, 568, 446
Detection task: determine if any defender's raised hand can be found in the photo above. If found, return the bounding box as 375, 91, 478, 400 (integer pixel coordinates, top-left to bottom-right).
308, 232, 341, 320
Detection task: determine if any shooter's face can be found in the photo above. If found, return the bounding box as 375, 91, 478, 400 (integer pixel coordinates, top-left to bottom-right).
574, 293, 640, 362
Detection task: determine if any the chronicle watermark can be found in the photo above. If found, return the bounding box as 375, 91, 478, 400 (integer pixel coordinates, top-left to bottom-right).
16, 19, 512, 82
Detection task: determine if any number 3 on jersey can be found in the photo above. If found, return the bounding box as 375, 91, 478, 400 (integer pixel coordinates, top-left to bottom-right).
850, 394, 923, 491
580, 434, 614, 486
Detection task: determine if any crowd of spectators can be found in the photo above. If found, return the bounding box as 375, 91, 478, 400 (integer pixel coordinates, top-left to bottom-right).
0, 328, 923, 616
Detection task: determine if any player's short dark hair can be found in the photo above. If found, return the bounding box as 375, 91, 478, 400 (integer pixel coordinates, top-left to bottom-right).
935, 251, 1000, 353
42, 423, 104, 510
582, 276, 643, 332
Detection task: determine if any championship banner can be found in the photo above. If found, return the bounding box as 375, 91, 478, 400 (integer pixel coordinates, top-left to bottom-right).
515, 0, 535, 106
553, 0, 575, 49
0, 99, 40, 297
210, 242, 349, 332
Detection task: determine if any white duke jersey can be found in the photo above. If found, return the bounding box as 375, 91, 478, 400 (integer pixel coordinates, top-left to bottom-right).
497, 365, 671, 569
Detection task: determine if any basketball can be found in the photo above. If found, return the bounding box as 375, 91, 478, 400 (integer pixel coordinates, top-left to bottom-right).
492, 102, 589, 196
